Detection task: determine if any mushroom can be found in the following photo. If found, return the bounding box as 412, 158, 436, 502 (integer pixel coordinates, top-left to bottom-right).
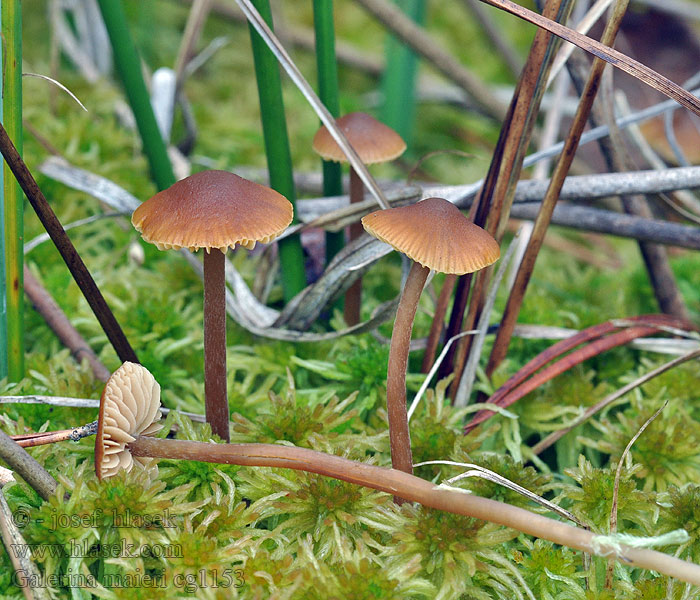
132, 170, 293, 442
312, 112, 406, 326
362, 197, 500, 475
95, 361, 163, 480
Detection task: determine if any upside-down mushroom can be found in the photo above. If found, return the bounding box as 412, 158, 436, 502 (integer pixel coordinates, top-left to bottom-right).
95, 361, 163, 480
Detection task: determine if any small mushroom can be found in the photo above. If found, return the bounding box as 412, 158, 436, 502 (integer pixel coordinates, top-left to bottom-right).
132, 170, 293, 441
312, 112, 406, 326
362, 197, 500, 476
95, 362, 163, 480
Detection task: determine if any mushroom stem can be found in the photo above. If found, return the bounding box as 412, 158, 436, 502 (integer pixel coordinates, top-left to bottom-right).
344, 167, 365, 326
126, 435, 700, 587
387, 260, 429, 476
203, 249, 230, 442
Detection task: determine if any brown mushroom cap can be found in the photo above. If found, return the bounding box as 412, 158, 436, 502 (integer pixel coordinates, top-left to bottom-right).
312, 112, 406, 165
95, 362, 163, 480
132, 170, 293, 253
361, 197, 500, 274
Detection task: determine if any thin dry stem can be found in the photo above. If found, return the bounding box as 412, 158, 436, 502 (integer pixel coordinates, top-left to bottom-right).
24, 267, 110, 383
485, 0, 628, 376
479, 0, 700, 115
606, 401, 667, 588
445, 0, 571, 390
0, 430, 57, 501
421, 273, 456, 374
354, 0, 508, 120
532, 349, 700, 454
0, 122, 139, 365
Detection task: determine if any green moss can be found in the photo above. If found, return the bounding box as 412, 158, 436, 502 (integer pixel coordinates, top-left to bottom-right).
451, 452, 552, 509
581, 398, 700, 492
409, 378, 488, 480
658, 485, 700, 564
514, 539, 585, 599
561, 457, 653, 533
388, 504, 517, 599
230, 382, 359, 449
236, 464, 398, 562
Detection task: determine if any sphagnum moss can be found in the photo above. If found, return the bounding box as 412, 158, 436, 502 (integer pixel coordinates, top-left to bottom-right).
658, 484, 700, 563
236, 464, 400, 561
12, 2, 700, 597
229, 384, 358, 448
581, 397, 700, 492
158, 414, 240, 503
514, 538, 587, 600
408, 378, 477, 480
451, 452, 553, 509
387, 504, 517, 600
560, 456, 654, 533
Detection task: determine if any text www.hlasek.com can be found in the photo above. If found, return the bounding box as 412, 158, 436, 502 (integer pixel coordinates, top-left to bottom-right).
10, 539, 182, 559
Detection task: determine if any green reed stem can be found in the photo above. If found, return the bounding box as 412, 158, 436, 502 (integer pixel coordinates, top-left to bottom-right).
2, 0, 23, 381
96, 0, 175, 192
313, 0, 344, 266
248, 0, 306, 301
380, 0, 425, 146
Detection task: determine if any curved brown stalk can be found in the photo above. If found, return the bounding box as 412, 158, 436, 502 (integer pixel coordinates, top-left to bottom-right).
128, 435, 700, 586
387, 261, 429, 476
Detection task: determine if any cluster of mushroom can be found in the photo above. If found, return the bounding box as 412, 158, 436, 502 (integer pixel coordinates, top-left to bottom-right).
126, 111, 498, 469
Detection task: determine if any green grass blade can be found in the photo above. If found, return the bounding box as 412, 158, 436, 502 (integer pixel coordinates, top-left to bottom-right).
96, 0, 175, 191
0, 103, 5, 380
313, 0, 344, 266
248, 0, 306, 301
380, 0, 426, 146
2, 0, 22, 380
